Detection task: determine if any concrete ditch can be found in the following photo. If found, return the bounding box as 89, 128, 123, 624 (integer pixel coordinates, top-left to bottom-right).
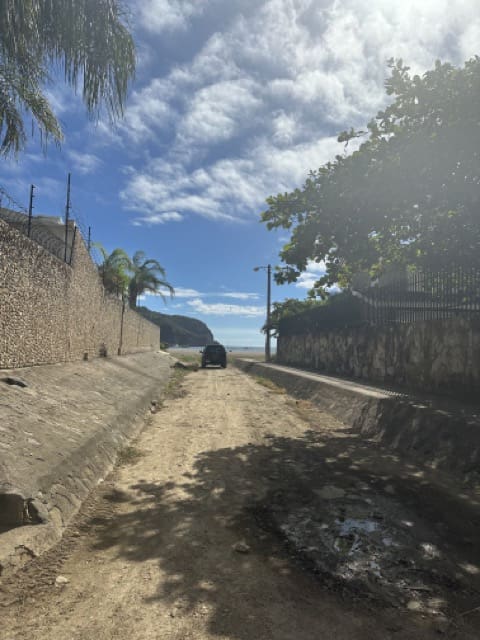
0, 351, 174, 576
233, 359, 480, 484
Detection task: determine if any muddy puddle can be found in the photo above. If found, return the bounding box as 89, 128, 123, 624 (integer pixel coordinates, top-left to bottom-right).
254, 483, 480, 617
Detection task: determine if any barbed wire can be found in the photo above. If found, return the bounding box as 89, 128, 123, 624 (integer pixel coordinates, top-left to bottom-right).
0, 179, 106, 267
0, 184, 28, 214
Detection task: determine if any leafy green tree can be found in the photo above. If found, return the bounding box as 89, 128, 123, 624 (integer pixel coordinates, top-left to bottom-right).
0, 0, 135, 155
262, 57, 480, 293
93, 244, 131, 298
264, 297, 324, 337
128, 251, 175, 309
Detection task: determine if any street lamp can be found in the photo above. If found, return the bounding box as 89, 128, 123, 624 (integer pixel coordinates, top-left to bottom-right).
253, 264, 272, 362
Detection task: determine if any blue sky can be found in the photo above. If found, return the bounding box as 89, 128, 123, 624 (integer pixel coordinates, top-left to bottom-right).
2, 0, 480, 346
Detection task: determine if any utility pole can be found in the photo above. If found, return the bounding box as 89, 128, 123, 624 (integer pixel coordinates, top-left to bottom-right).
266, 263, 271, 362
254, 263, 272, 363
64, 173, 71, 263
27, 184, 35, 237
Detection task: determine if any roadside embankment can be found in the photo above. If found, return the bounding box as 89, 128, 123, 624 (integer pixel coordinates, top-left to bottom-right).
0, 351, 174, 576
234, 359, 480, 484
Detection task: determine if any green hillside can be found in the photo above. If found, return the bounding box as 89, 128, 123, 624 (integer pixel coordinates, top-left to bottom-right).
137, 307, 214, 347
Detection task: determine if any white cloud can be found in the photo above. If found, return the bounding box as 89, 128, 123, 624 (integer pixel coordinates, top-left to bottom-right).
187, 298, 264, 317
137, 0, 209, 33
221, 292, 260, 300
120, 78, 176, 144
121, 136, 342, 222
132, 211, 183, 226
296, 260, 327, 290
173, 287, 203, 298
147, 287, 260, 300
120, 0, 480, 225
67, 150, 102, 175
176, 79, 262, 147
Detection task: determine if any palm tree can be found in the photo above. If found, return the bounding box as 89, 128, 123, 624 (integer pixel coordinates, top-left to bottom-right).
93, 244, 132, 298
0, 0, 135, 155
128, 251, 175, 309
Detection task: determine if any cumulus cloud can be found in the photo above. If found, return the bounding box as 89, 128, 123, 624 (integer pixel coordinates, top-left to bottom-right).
132, 211, 183, 226
176, 79, 262, 147
137, 0, 209, 33
67, 150, 102, 175
121, 136, 342, 222
121, 0, 480, 224
295, 261, 327, 289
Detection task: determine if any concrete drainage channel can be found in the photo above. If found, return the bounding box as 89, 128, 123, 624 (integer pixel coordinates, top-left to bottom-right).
234, 358, 480, 624
0, 351, 175, 577
234, 359, 480, 481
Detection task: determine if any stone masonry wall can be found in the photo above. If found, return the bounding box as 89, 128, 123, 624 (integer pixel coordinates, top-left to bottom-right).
277, 317, 480, 399
0, 218, 159, 368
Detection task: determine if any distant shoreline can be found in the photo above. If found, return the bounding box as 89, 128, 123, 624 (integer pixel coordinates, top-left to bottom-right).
169, 345, 276, 353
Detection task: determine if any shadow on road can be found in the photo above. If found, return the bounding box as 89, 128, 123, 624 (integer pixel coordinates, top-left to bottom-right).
89, 420, 480, 639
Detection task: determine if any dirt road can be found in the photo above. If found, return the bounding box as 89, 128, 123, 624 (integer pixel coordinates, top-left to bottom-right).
1, 365, 479, 639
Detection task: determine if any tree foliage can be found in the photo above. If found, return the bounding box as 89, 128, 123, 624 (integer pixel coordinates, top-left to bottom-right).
93, 244, 131, 298
262, 57, 480, 293
265, 297, 324, 337
128, 251, 175, 309
94, 246, 175, 309
0, 0, 135, 155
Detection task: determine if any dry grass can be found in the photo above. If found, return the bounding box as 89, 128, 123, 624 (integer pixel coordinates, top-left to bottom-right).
117, 445, 145, 466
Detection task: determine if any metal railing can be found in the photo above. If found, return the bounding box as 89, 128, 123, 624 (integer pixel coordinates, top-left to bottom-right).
353, 265, 480, 324
278, 264, 480, 337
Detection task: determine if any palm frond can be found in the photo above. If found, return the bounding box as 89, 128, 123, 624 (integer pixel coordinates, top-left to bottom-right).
0, 0, 135, 155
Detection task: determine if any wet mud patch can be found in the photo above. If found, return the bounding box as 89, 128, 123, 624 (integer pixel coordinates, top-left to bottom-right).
251, 482, 480, 618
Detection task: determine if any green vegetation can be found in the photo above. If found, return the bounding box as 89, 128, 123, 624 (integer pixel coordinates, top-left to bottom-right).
117, 445, 144, 466
0, 0, 135, 155
128, 251, 174, 309
266, 297, 325, 337
262, 57, 480, 294
274, 292, 365, 336
137, 307, 214, 347
93, 245, 131, 297
93, 246, 174, 308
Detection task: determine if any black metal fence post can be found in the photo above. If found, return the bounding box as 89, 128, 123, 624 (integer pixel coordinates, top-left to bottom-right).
27, 184, 34, 237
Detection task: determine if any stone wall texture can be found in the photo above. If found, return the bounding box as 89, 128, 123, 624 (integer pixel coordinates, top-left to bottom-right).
277, 317, 480, 399
0, 218, 160, 368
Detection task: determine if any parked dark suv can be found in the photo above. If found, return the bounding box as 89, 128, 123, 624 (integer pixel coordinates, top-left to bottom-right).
201, 343, 227, 368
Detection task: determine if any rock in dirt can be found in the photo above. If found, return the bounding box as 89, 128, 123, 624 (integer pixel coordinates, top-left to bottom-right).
232, 541, 251, 554
55, 576, 70, 586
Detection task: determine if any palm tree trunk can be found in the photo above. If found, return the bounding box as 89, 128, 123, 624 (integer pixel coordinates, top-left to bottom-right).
128, 287, 137, 309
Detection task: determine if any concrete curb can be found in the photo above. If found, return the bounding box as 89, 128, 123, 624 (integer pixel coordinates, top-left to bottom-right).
0, 351, 175, 577
233, 359, 480, 483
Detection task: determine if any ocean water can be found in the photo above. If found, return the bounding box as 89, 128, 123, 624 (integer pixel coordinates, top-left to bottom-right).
169, 345, 276, 354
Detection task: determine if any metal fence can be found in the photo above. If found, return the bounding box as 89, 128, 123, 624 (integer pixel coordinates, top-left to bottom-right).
0, 206, 76, 264
353, 265, 480, 324
279, 264, 480, 337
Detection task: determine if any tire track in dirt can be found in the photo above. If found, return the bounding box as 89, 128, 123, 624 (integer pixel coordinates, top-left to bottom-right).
0, 366, 475, 639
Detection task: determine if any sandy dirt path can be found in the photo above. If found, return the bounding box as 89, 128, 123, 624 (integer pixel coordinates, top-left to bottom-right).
0, 366, 478, 639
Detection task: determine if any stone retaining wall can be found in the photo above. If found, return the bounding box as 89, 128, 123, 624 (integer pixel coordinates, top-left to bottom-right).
0, 218, 159, 368
234, 359, 480, 482
0, 351, 174, 576
277, 317, 480, 399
